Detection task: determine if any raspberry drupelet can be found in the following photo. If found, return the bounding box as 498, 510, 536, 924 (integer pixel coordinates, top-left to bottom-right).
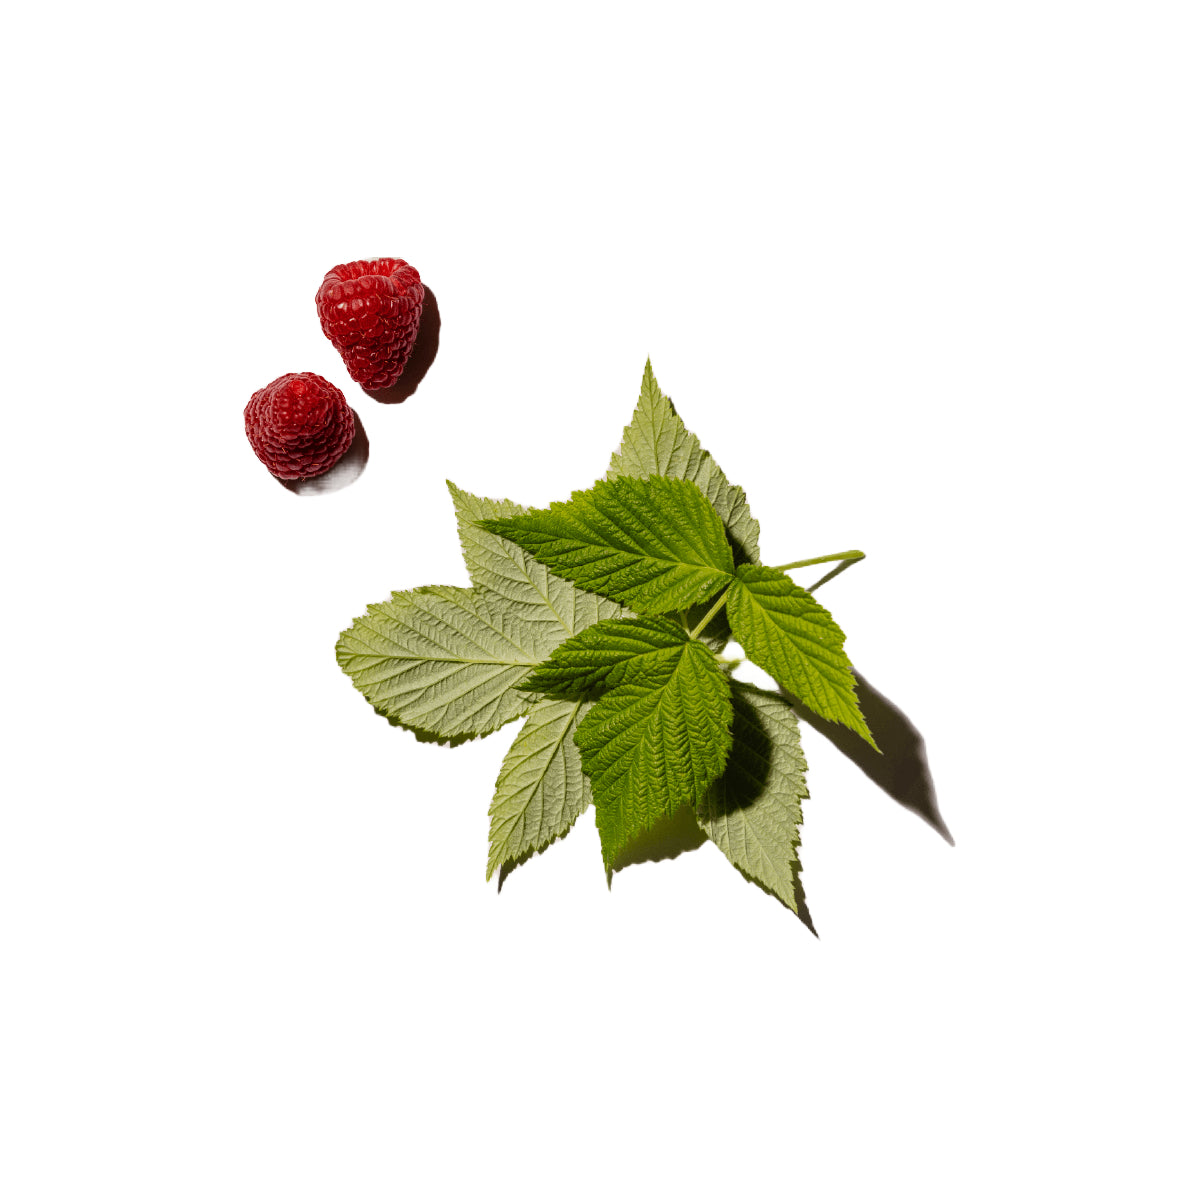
244, 373, 356, 479
316, 258, 424, 391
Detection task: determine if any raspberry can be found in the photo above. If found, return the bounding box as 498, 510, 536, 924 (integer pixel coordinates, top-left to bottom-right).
244, 373, 356, 480
316, 258, 425, 391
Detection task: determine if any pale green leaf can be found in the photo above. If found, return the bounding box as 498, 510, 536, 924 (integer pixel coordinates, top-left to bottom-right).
447, 482, 626, 650
697, 684, 808, 914
608, 359, 761, 566
336, 585, 542, 741
486, 697, 593, 880
575, 634, 733, 868
478, 475, 735, 615
520, 615, 690, 697
726, 565, 877, 749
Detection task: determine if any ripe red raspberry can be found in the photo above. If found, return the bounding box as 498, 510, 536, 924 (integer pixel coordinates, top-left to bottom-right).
244, 373, 356, 480
316, 258, 425, 391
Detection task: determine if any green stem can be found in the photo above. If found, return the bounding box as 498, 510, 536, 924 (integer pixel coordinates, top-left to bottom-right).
689, 589, 730, 640
807, 556, 862, 593
690, 550, 866, 640
773, 550, 864, 572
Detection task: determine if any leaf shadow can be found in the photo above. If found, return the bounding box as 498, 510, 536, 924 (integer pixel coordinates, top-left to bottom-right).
697, 687, 818, 933
609, 805, 709, 874
495, 807, 713, 894
492, 674, 947, 916
369, 703, 475, 747
278, 409, 369, 496
604, 803, 818, 934
364, 286, 441, 404
496, 825, 577, 893
786, 672, 953, 845
496, 849, 534, 893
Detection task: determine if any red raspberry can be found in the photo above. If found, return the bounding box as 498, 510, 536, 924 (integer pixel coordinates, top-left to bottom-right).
316, 258, 425, 391
244, 373, 356, 480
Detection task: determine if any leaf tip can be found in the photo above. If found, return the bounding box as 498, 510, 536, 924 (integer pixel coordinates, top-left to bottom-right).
854, 712, 881, 753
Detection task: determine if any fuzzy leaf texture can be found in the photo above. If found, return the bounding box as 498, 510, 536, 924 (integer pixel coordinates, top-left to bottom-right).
486, 697, 592, 880
520, 615, 692, 697
726, 565, 877, 749
448, 482, 626, 646
606, 362, 751, 648
335, 586, 542, 741
573, 622, 734, 867
696, 684, 809, 914
609, 360, 761, 566
478, 475, 735, 615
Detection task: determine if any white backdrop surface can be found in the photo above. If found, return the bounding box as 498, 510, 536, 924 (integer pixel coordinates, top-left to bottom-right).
3, 3, 1197, 1197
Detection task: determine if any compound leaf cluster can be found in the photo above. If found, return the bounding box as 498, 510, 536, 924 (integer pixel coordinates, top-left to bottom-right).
337, 361, 877, 927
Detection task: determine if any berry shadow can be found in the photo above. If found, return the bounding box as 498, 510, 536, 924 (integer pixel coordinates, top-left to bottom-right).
365, 286, 441, 404
279, 409, 369, 496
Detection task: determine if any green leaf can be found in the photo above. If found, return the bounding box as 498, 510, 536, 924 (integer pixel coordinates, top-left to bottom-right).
336, 585, 542, 741
520, 615, 690, 697
696, 684, 809, 915
478, 475, 735, 615
608, 359, 761, 566
574, 632, 734, 868
448, 482, 626, 650
486, 697, 593, 880
726, 565, 877, 749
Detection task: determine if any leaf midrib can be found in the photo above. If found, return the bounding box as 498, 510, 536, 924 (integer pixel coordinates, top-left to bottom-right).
346, 651, 537, 667
503, 700, 583, 811
482, 531, 577, 636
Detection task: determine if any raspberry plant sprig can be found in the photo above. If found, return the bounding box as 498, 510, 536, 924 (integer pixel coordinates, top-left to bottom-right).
336, 362, 877, 923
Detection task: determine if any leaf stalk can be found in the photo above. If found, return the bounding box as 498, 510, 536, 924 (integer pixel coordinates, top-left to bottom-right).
773, 550, 864, 572
688, 589, 730, 639
807, 557, 862, 594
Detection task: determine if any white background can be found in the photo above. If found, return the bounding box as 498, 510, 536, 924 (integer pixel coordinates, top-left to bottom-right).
3, 3, 1197, 1196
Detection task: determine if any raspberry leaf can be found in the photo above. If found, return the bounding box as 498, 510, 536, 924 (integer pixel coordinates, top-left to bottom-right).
336, 585, 542, 741
520, 615, 691, 697
726, 565, 877, 749
486, 697, 592, 881
448, 482, 626, 648
696, 684, 809, 915
608, 360, 761, 567
574, 632, 734, 869
478, 475, 735, 615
